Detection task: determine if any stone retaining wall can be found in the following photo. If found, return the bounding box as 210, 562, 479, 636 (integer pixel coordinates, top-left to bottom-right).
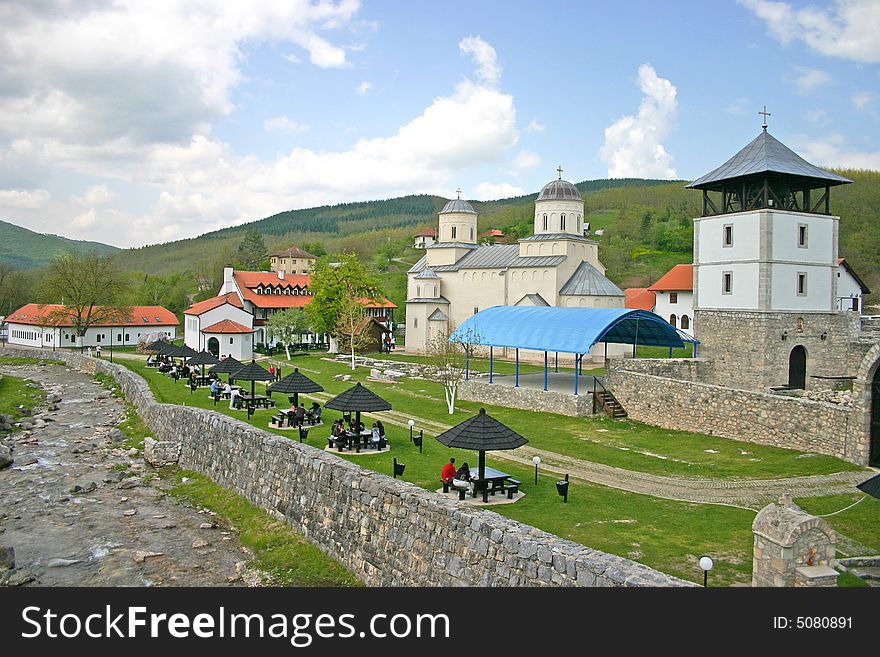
460, 379, 594, 417
1, 347, 692, 587
605, 360, 866, 464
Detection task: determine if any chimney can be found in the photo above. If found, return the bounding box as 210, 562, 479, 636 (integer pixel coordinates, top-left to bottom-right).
278, 270, 285, 280
222, 267, 234, 293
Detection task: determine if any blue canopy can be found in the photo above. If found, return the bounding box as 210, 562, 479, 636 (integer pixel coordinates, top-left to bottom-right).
449, 306, 698, 353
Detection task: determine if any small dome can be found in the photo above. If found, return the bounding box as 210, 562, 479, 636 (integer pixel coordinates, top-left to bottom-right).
537, 179, 581, 201
440, 198, 476, 214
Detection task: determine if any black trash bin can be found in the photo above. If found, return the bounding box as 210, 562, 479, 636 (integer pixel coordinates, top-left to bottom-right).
555, 476, 570, 502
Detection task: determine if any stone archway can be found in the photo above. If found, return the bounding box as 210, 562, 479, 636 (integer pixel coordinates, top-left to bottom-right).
871, 367, 880, 466
854, 344, 880, 467
788, 345, 807, 389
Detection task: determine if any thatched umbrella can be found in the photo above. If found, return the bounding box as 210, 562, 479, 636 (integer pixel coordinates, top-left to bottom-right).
434, 408, 528, 480
267, 367, 323, 407
143, 339, 171, 353
209, 356, 244, 383
186, 350, 220, 378
324, 382, 391, 433
168, 344, 199, 360
230, 359, 274, 403
856, 473, 880, 499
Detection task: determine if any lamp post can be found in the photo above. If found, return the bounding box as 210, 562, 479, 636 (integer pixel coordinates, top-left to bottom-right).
408, 419, 415, 442
532, 455, 541, 485
699, 556, 714, 588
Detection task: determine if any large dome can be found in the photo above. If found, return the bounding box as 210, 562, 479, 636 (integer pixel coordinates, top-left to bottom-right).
440, 198, 476, 214
537, 179, 581, 201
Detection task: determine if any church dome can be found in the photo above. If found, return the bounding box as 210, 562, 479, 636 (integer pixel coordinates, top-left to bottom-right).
537, 179, 581, 201
440, 198, 476, 214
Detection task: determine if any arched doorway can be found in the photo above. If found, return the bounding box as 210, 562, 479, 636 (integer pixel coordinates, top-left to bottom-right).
788, 345, 806, 389
871, 367, 880, 466
207, 337, 219, 358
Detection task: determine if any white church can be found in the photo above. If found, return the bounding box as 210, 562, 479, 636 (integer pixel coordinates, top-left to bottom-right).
405, 169, 626, 355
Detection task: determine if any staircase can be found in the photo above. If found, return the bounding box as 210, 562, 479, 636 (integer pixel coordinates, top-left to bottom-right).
592, 379, 628, 419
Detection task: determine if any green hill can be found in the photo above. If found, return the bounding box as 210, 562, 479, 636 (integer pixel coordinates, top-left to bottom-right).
0, 219, 120, 269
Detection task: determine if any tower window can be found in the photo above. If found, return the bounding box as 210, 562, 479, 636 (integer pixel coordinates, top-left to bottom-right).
722, 271, 733, 295
797, 272, 807, 296
543, 214, 548, 231
798, 224, 808, 248
561, 214, 566, 231
723, 224, 733, 247
470, 227, 474, 240
473, 307, 479, 315
451, 226, 457, 240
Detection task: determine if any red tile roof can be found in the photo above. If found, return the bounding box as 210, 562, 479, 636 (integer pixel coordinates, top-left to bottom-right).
270, 246, 317, 259
233, 271, 313, 309
414, 228, 437, 238
6, 304, 178, 327
184, 292, 243, 316
480, 229, 505, 237
624, 288, 656, 311
201, 319, 255, 334
648, 264, 693, 292
358, 297, 397, 309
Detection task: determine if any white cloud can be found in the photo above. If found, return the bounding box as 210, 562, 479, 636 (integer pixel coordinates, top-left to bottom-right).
70, 209, 98, 229
356, 81, 373, 96
739, 0, 880, 63
791, 67, 831, 93
805, 109, 829, 125
852, 90, 877, 110
281, 53, 302, 64
73, 184, 115, 206
0, 188, 51, 209
510, 150, 541, 173
459, 36, 501, 87
599, 64, 678, 179
525, 119, 545, 132
790, 131, 880, 169
473, 182, 525, 200
724, 98, 750, 115
263, 116, 310, 133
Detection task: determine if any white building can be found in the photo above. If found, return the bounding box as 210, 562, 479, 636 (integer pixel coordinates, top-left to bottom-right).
649, 264, 694, 335
413, 227, 437, 249
201, 319, 254, 361
269, 246, 317, 275
405, 171, 627, 357
5, 304, 178, 349
837, 258, 869, 313
183, 292, 255, 358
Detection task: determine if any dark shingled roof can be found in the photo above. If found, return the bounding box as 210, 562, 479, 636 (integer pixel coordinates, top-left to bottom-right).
230, 360, 274, 382
856, 473, 880, 499
407, 246, 567, 273
143, 339, 172, 353
324, 382, 392, 412
268, 368, 324, 395
559, 261, 625, 297
427, 308, 449, 321
434, 408, 528, 451
440, 198, 477, 214
688, 130, 852, 190
209, 357, 244, 374
537, 179, 581, 201
168, 344, 200, 359
186, 350, 220, 367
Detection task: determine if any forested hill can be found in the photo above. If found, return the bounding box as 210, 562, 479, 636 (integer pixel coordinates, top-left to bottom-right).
0, 219, 119, 269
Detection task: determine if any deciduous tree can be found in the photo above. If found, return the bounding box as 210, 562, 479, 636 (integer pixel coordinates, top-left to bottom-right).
266, 307, 310, 360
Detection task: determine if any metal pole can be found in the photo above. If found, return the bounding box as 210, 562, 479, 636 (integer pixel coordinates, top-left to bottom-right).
555, 352, 558, 372
515, 348, 519, 387
543, 351, 548, 391
534, 463, 538, 485
465, 344, 469, 380
574, 354, 579, 396
703, 571, 708, 588
489, 346, 493, 384
633, 317, 640, 358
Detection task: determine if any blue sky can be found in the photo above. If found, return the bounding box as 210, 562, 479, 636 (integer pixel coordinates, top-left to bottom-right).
0, 0, 877, 247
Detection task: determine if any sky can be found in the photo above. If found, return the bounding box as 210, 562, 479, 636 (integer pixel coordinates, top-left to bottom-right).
0, 0, 878, 248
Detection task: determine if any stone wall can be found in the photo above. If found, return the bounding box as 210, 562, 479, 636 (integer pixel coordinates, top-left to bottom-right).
460, 379, 594, 417
605, 359, 868, 464
1, 347, 692, 587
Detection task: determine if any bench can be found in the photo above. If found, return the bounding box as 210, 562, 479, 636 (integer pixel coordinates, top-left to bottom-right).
440, 479, 468, 501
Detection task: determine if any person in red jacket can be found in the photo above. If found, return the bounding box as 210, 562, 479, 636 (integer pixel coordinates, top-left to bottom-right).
441, 457, 457, 484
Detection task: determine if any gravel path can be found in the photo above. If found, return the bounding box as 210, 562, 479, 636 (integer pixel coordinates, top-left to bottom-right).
0, 363, 257, 587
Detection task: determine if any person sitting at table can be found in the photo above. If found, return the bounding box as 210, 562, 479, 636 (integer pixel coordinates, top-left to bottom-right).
307, 402, 322, 425
210, 379, 220, 398
452, 462, 473, 492
441, 457, 457, 484
293, 403, 306, 427
370, 422, 383, 447
229, 387, 241, 410
331, 419, 347, 448
375, 419, 385, 439
146, 355, 155, 366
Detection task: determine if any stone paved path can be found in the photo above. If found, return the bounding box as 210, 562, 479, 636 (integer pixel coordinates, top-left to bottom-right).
0, 363, 256, 587
302, 390, 870, 511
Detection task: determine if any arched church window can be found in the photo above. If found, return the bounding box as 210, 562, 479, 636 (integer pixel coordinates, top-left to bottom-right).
681, 315, 690, 330
561, 214, 566, 231
417, 285, 421, 297
669, 314, 677, 328
543, 214, 548, 231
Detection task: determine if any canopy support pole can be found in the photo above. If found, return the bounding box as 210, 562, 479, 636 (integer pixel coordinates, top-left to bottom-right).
465, 344, 469, 380
693, 343, 698, 358
555, 352, 558, 372
478, 450, 486, 481
543, 351, 548, 391
515, 348, 519, 387
669, 345, 673, 358
489, 346, 494, 384
633, 317, 640, 358
574, 354, 580, 396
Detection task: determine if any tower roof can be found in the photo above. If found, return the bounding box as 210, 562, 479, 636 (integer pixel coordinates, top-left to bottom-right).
440, 198, 476, 214
688, 130, 852, 190
537, 179, 581, 201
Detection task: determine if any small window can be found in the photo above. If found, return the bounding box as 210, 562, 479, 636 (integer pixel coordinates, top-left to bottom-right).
722, 271, 733, 295
470, 227, 474, 240
473, 307, 479, 315
543, 214, 548, 231
797, 273, 807, 296
681, 315, 690, 330
125, 334, 130, 341
230, 337, 234, 344
413, 318, 418, 328
723, 224, 733, 247
561, 214, 566, 231
798, 224, 808, 248
142, 316, 149, 322
155, 317, 161, 322
669, 292, 678, 304
416, 285, 421, 297
669, 314, 677, 327
451, 226, 457, 240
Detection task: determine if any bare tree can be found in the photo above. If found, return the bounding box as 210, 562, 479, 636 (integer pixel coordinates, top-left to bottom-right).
427, 325, 480, 415
334, 296, 374, 371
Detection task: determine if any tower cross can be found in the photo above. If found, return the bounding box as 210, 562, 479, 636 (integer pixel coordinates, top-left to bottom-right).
456, 187, 462, 199
557, 164, 563, 180
759, 105, 771, 131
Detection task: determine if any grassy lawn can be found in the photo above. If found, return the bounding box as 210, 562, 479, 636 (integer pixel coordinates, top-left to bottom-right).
371, 350, 605, 377
0, 372, 46, 430
112, 353, 875, 587
170, 470, 361, 587
796, 493, 880, 555
0, 356, 65, 366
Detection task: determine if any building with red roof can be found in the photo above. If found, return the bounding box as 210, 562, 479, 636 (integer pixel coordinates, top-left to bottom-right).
413, 227, 437, 249
649, 264, 694, 335
268, 245, 317, 275
624, 288, 656, 312
5, 304, 178, 349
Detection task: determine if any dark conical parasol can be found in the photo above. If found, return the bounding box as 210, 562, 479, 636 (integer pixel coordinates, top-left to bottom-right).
856, 473, 880, 499
434, 407, 528, 480
186, 350, 220, 377
168, 344, 199, 360
229, 359, 274, 401
267, 367, 323, 407
324, 382, 391, 431
155, 342, 179, 356
143, 339, 171, 353
209, 356, 244, 383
